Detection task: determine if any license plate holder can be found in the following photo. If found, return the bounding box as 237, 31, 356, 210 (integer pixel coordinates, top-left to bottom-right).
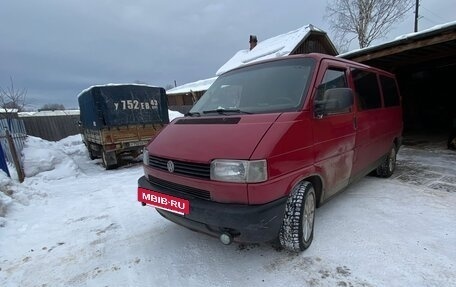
138, 187, 190, 215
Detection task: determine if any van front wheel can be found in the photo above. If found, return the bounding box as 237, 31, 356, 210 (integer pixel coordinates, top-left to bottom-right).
376, 146, 396, 178
279, 181, 316, 252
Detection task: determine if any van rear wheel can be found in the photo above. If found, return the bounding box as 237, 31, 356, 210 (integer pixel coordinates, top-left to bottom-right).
279, 181, 316, 252
376, 146, 396, 178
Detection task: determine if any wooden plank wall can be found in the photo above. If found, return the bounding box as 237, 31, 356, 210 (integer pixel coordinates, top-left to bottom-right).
21, 115, 81, 141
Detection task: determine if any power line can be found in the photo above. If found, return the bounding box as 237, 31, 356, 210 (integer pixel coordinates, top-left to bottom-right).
421, 16, 440, 26
420, 6, 451, 23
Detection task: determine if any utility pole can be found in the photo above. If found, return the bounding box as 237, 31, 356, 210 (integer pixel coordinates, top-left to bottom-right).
414, 0, 420, 32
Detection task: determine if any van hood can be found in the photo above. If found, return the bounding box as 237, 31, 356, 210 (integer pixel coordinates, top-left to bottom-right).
148, 114, 280, 162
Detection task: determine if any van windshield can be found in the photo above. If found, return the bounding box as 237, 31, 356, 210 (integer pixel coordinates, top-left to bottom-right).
189, 58, 315, 115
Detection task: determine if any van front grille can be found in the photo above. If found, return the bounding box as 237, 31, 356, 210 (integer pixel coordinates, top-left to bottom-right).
148, 156, 210, 179
148, 175, 211, 200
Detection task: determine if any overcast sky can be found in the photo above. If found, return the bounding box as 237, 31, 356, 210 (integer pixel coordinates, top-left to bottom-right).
1, 0, 454, 110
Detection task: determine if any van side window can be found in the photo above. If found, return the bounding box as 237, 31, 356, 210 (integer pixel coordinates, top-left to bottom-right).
315, 69, 347, 101
321, 69, 347, 90
380, 75, 400, 107
314, 68, 351, 116
352, 69, 382, 110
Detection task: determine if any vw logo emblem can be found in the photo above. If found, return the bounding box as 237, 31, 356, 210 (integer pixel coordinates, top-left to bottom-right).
167, 160, 175, 173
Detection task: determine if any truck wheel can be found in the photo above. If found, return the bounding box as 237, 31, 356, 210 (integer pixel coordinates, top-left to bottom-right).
88, 148, 97, 160
102, 151, 118, 170
279, 181, 316, 252
376, 146, 396, 178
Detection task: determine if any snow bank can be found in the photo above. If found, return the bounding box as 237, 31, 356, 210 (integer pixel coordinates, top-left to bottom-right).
21, 110, 181, 180
0, 171, 13, 226
0, 135, 86, 226
22, 135, 84, 180
1, 113, 182, 227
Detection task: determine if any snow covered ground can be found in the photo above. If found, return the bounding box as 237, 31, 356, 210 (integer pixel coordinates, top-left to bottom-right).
0, 134, 455, 287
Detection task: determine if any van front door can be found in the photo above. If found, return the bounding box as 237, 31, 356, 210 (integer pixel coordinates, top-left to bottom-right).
311, 61, 356, 200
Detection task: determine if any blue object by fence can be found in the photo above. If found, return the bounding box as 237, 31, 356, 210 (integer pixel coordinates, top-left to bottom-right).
0, 142, 10, 177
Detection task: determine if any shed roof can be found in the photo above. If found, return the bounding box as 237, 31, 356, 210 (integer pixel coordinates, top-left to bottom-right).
340, 21, 456, 71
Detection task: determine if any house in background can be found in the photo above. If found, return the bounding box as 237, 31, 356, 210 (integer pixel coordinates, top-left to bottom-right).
166, 77, 217, 113
216, 24, 337, 75
167, 24, 338, 113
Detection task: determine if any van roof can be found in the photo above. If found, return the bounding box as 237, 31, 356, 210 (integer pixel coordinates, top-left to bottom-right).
221, 53, 395, 78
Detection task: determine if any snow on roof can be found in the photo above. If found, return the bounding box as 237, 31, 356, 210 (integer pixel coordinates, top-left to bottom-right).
216, 24, 324, 76
393, 20, 456, 41
339, 20, 456, 58
76, 83, 159, 98
166, 77, 218, 95
0, 108, 18, 113
18, 110, 80, 117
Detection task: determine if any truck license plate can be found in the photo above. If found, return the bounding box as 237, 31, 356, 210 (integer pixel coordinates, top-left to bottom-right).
129, 140, 148, 147
138, 187, 190, 215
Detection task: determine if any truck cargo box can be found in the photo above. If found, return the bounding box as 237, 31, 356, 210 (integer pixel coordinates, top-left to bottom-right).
78, 84, 169, 129
77, 84, 170, 169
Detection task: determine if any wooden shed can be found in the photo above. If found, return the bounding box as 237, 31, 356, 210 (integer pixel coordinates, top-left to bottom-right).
341, 21, 456, 137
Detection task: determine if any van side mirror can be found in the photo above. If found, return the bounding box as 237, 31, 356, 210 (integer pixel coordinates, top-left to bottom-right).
314, 88, 354, 118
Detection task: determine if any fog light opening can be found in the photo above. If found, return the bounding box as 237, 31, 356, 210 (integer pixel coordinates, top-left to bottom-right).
219, 232, 233, 245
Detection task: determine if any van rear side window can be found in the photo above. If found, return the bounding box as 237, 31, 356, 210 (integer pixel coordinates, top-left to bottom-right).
352, 69, 382, 110
380, 76, 400, 107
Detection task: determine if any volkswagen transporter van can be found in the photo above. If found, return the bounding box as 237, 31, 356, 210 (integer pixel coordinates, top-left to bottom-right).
137, 53, 403, 252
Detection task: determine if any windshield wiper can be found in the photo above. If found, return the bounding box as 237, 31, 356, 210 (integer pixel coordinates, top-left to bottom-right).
202, 108, 251, 115
185, 111, 201, 117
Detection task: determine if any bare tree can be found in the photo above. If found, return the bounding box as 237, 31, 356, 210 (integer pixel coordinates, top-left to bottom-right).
326, 0, 414, 49
0, 77, 27, 115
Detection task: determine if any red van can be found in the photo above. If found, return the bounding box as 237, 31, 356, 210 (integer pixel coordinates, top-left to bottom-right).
137, 53, 403, 252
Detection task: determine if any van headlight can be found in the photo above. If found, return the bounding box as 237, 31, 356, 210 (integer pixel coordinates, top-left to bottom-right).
210, 159, 267, 183
143, 149, 149, 165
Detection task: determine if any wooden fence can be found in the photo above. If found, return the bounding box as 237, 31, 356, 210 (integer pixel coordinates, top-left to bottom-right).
21, 115, 80, 141
0, 118, 27, 181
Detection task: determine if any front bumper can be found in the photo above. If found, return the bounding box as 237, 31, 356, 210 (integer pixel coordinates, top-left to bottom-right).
138, 176, 287, 243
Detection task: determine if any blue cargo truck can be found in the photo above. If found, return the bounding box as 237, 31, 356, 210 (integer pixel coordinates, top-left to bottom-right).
78, 84, 169, 169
